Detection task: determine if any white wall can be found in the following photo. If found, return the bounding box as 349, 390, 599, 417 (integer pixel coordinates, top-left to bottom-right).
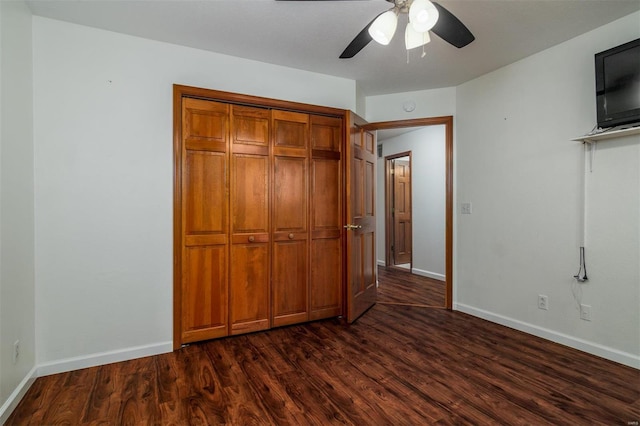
376, 127, 446, 280
32, 17, 356, 370
0, 0, 37, 420
355, 83, 366, 118
455, 12, 640, 367
366, 87, 456, 123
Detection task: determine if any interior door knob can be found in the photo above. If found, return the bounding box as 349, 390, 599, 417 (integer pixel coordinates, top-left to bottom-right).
343, 224, 362, 231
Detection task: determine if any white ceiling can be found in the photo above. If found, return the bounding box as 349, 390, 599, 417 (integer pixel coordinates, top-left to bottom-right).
25, 0, 640, 97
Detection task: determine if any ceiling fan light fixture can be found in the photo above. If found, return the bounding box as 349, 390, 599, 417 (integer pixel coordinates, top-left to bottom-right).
405, 22, 431, 50
368, 9, 398, 45
409, 0, 439, 33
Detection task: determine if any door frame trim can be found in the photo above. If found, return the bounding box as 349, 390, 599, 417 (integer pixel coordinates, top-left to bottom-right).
384, 151, 412, 270
362, 116, 453, 309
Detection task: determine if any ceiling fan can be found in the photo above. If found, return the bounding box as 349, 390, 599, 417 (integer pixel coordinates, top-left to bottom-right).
277, 0, 475, 58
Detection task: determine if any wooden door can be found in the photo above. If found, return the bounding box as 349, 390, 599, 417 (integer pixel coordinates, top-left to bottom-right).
345, 112, 377, 322
229, 105, 271, 335
309, 115, 343, 320
179, 98, 230, 344
392, 158, 412, 265
271, 110, 310, 327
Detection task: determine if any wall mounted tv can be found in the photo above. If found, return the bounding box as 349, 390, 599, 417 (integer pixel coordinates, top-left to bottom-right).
595, 38, 640, 129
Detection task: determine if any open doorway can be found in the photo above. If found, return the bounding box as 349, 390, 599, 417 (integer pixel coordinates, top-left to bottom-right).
362, 116, 453, 309
385, 153, 413, 271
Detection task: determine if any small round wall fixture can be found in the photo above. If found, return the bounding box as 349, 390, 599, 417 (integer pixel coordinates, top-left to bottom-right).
403, 101, 416, 112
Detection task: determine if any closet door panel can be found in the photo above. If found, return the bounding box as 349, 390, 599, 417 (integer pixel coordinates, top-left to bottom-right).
273, 156, 307, 232
311, 115, 342, 153
231, 154, 269, 234
232, 105, 269, 148
311, 159, 341, 234
182, 246, 227, 342
310, 238, 342, 320
184, 151, 226, 235
273, 110, 309, 156
272, 240, 308, 326
310, 158, 342, 320
272, 156, 308, 326
180, 98, 230, 345
230, 243, 270, 334
230, 104, 271, 335
183, 98, 228, 152
271, 111, 309, 326
309, 115, 342, 320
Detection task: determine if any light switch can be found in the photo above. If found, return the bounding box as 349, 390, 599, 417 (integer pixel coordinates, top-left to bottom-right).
461, 202, 472, 214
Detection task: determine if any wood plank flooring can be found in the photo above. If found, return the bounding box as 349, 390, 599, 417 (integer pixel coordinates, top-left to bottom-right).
7, 267, 639, 425
377, 266, 446, 307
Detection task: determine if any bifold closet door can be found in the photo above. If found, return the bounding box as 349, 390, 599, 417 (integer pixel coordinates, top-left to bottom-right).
180, 98, 229, 343
175, 86, 347, 348
310, 115, 343, 320
229, 105, 271, 335
272, 110, 310, 327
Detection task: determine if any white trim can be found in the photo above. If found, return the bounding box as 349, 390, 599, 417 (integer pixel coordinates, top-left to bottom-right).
0, 366, 38, 424
37, 341, 173, 377
410, 268, 445, 281
455, 303, 640, 369
376, 260, 446, 282
378, 260, 446, 281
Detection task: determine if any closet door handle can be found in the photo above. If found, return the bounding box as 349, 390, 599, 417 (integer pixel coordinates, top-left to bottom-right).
288, 233, 294, 239
248, 236, 255, 242
343, 224, 362, 231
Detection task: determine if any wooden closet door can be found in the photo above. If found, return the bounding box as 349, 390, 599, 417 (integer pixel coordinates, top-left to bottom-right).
229, 105, 271, 335
180, 98, 229, 344
271, 110, 310, 327
309, 115, 343, 320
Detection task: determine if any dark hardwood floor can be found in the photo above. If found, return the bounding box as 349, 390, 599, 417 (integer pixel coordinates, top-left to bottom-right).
8, 267, 639, 425
377, 266, 446, 307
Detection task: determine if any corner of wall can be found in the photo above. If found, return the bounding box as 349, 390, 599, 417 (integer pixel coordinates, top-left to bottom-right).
0, 0, 37, 420
0, 366, 37, 424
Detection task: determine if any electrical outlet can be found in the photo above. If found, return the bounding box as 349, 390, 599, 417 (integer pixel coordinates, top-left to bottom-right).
461, 202, 472, 214
13, 340, 19, 364
538, 294, 548, 310
580, 304, 592, 321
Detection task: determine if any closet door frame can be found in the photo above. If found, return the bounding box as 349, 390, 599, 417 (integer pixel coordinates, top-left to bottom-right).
173, 85, 347, 349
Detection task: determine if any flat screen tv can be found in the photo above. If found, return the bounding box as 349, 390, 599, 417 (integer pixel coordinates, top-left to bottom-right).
595, 38, 640, 129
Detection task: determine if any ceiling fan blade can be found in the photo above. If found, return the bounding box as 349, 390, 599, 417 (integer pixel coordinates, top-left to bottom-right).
430, 2, 474, 48
339, 12, 383, 59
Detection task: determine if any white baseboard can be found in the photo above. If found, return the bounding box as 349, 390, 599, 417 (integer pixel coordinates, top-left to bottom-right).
455, 303, 640, 369
0, 365, 38, 425
1, 342, 172, 421
376, 260, 446, 282
410, 268, 445, 281
37, 341, 173, 377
